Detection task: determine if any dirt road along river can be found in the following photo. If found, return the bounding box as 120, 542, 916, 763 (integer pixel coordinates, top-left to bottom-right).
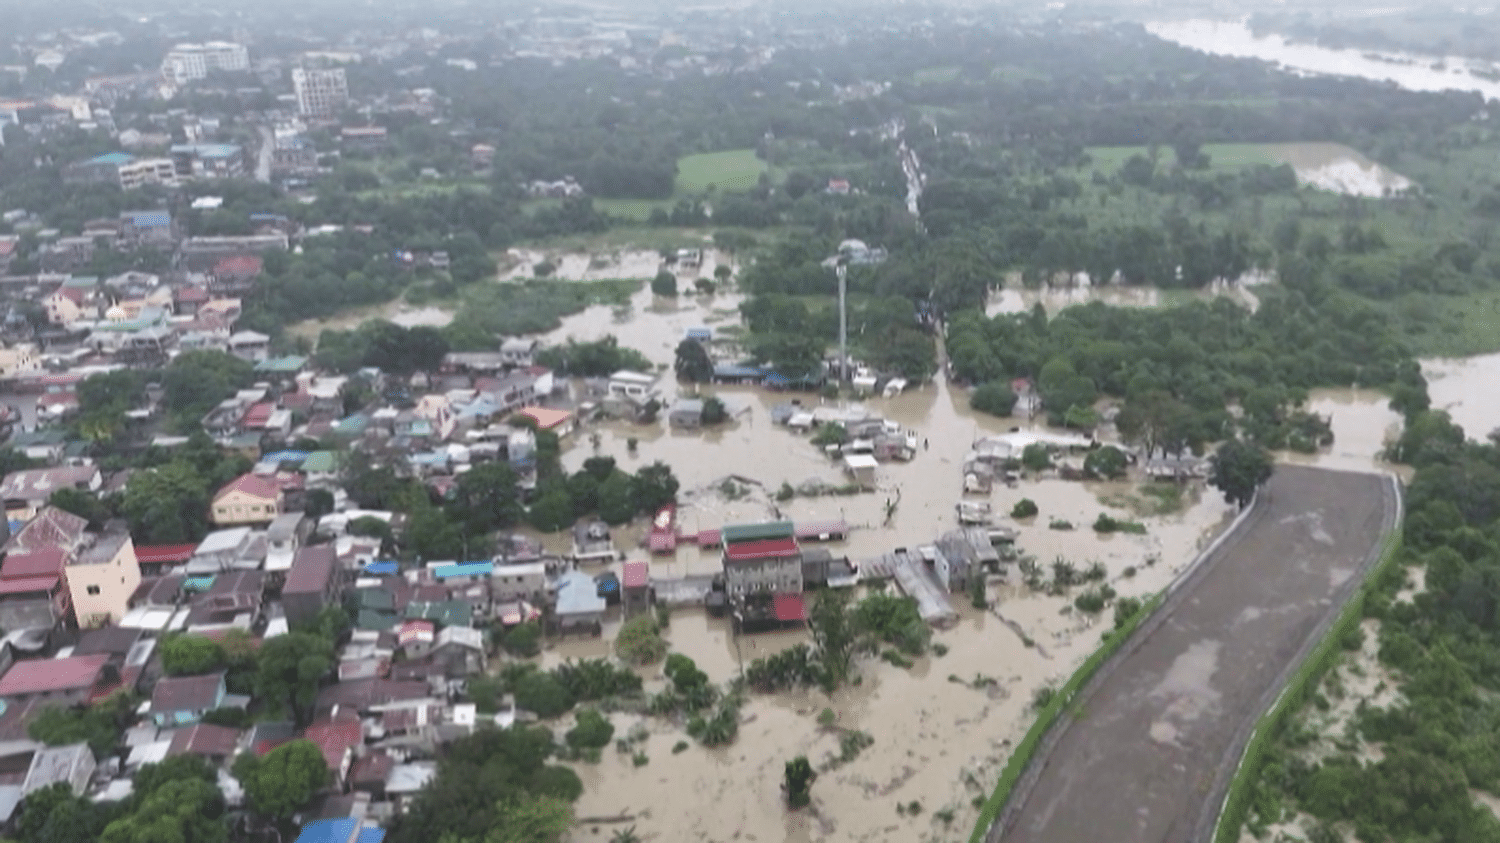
991, 464, 1400, 843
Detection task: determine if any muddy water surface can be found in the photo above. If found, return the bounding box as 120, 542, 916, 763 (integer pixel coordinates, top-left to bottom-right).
1423, 353, 1500, 441
538, 290, 1248, 841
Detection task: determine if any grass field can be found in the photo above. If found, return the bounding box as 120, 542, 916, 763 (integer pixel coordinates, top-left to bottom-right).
1083, 143, 1281, 173
674, 149, 768, 194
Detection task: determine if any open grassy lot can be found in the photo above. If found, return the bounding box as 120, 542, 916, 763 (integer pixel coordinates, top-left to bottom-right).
674, 149, 768, 194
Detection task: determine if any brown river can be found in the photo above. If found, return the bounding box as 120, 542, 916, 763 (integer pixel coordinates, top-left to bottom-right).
487, 255, 1489, 841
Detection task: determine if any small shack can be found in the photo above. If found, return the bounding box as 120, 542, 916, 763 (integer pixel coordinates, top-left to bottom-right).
843, 454, 878, 489
621, 561, 650, 618
552, 569, 605, 635
668, 398, 704, 430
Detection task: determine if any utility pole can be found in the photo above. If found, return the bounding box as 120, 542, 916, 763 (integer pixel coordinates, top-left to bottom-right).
836, 262, 848, 387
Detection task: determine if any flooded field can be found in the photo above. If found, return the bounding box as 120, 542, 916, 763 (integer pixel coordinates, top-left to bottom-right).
500, 246, 734, 284
1260, 142, 1413, 198
1423, 352, 1500, 440
986, 273, 1267, 317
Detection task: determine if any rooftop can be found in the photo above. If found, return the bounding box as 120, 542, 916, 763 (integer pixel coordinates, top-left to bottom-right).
149, 672, 223, 713
285, 546, 335, 596
214, 474, 279, 503
0, 467, 98, 502
724, 538, 801, 561
0, 654, 108, 697
75, 532, 130, 567
1, 548, 66, 579
721, 521, 795, 546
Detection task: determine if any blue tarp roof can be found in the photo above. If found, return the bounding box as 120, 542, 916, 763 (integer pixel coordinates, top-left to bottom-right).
259, 450, 309, 466
713, 364, 765, 379
295, 818, 359, 843
183, 576, 216, 592
686, 327, 712, 340
123, 210, 170, 227
364, 562, 398, 576
355, 829, 386, 843
88, 152, 134, 166
433, 562, 493, 579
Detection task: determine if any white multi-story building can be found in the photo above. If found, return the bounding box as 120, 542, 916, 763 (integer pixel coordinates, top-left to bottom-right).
291, 67, 349, 117
161, 42, 250, 84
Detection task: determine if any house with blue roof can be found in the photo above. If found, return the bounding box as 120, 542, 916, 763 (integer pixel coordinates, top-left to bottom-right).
293, 818, 385, 843
432, 561, 493, 582
119, 210, 174, 246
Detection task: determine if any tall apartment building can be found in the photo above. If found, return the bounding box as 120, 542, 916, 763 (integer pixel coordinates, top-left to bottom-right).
291, 67, 349, 117
161, 42, 250, 84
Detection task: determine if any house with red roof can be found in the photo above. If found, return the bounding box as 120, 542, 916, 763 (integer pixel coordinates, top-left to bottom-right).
211, 473, 282, 527
305, 712, 362, 790
0, 546, 71, 632
209, 254, 263, 296
0, 654, 112, 706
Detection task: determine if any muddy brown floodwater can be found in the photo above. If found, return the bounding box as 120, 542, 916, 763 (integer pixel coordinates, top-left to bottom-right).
529, 285, 1252, 842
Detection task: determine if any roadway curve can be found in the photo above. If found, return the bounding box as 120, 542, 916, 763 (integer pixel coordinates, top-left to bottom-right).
989, 464, 1400, 843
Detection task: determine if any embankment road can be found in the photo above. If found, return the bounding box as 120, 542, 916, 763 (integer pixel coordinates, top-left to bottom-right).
990, 464, 1400, 843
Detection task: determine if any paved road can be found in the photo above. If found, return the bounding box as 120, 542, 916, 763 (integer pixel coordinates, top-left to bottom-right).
993, 465, 1398, 843
255, 125, 273, 183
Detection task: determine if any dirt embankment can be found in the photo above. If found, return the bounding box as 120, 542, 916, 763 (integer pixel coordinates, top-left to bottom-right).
992, 465, 1399, 843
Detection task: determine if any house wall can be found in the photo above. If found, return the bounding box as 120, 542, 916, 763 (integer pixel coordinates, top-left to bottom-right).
491, 567, 546, 602
44, 293, 81, 325
723, 557, 802, 596
65, 537, 141, 627
211, 490, 280, 525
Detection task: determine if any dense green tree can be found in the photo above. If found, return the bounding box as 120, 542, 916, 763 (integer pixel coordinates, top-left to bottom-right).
808, 589, 856, 687
161, 351, 254, 430
700, 396, 728, 425
970, 382, 1018, 417
232, 740, 329, 821
119, 462, 210, 544
650, 270, 677, 297
512, 671, 575, 718
447, 462, 522, 536
159, 635, 227, 676
527, 485, 575, 533
98, 777, 226, 843
47, 488, 109, 528
1207, 439, 1273, 508
1083, 445, 1128, 480
254, 632, 334, 728
536, 336, 650, 377
564, 709, 615, 749
597, 472, 636, 525
614, 615, 667, 665
631, 461, 680, 514
674, 338, 713, 383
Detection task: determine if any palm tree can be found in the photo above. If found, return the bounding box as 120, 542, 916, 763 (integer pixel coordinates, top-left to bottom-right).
610, 827, 641, 843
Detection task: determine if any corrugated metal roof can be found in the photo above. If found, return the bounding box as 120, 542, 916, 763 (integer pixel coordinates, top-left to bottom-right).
622, 561, 648, 589
724, 538, 800, 560
722, 521, 795, 545
433, 562, 492, 579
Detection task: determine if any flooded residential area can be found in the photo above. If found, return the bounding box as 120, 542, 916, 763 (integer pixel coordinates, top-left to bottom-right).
475, 266, 1465, 841
10, 4, 1500, 843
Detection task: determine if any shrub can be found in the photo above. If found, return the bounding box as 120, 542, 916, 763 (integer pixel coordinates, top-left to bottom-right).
1074, 589, 1108, 614
1094, 513, 1147, 534
565, 709, 615, 749
1011, 498, 1039, 519
1049, 519, 1074, 531
615, 615, 668, 665
502, 621, 542, 657
672, 740, 690, 754
512, 670, 575, 718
